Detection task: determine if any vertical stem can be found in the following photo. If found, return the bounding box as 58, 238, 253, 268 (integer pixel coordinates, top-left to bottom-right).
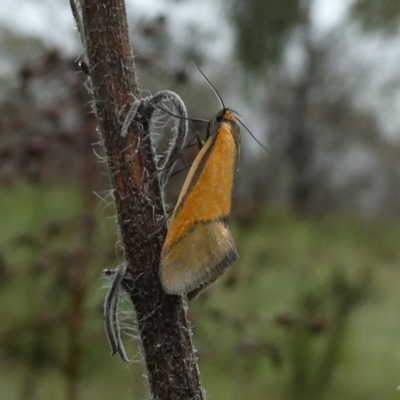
76, 1, 204, 399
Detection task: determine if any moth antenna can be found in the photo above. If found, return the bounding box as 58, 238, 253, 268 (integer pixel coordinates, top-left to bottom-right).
236, 117, 270, 153
155, 105, 209, 124
192, 64, 269, 152
230, 109, 243, 118
192, 62, 225, 111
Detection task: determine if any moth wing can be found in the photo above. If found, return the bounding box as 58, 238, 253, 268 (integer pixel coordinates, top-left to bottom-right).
160, 123, 240, 295
161, 220, 238, 295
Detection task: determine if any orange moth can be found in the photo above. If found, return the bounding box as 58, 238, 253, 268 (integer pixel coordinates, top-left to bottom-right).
160, 106, 241, 299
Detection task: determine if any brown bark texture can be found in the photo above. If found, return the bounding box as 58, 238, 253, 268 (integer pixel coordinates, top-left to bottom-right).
72, 1, 204, 399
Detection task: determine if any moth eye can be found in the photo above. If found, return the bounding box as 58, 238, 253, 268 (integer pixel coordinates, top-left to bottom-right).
216, 110, 225, 122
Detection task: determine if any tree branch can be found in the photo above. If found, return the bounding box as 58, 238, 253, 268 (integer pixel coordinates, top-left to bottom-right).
73, 1, 204, 399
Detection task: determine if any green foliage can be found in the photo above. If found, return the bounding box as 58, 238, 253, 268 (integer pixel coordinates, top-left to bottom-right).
191, 212, 381, 400
230, 0, 303, 72
1, 184, 400, 399
352, 0, 400, 33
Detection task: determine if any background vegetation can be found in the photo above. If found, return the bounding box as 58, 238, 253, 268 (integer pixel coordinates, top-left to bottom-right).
1, 0, 400, 399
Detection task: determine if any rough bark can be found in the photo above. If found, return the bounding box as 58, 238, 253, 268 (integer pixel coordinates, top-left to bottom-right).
74, 1, 204, 399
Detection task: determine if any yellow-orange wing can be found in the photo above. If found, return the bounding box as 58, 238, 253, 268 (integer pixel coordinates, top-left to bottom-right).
160, 110, 240, 296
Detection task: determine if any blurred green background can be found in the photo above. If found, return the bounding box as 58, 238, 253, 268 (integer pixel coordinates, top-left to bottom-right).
1, 0, 400, 399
